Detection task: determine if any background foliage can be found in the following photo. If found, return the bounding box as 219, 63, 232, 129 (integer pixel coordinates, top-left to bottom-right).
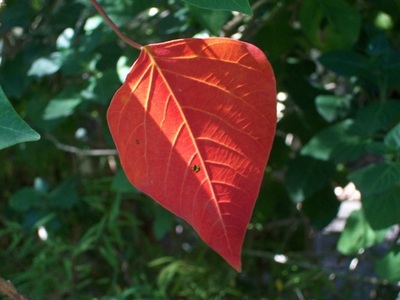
1, 0, 400, 299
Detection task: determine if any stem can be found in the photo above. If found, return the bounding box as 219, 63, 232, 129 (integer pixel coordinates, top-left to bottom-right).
0, 277, 28, 300
90, 0, 142, 50
46, 134, 118, 156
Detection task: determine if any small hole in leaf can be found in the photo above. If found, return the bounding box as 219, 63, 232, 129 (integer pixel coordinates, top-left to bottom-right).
191, 164, 200, 173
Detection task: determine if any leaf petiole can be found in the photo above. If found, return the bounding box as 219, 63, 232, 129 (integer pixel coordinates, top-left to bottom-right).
90, 0, 143, 50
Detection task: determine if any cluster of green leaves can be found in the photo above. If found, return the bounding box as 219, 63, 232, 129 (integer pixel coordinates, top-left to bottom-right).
279, 0, 400, 284
244, 0, 400, 295
1, 0, 400, 299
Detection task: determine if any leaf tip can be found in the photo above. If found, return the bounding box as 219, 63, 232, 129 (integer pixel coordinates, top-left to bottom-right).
224, 254, 242, 272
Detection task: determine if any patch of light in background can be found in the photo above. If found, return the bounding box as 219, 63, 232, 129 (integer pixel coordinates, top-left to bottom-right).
38, 226, 48, 241
148, 7, 159, 17
107, 155, 117, 172
349, 257, 359, 271
375, 11, 393, 30
75, 127, 88, 141
277, 92, 287, 121
116, 56, 131, 83
56, 27, 74, 49
323, 82, 336, 90
334, 182, 361, 202
231, 32, 242, 40
182, 242, 192, 252
274, 254, 288, 264
193, 31, 211, 38
285, 133, 294, 147
277, 92, 287, 101
231, 25, 246, 40
175, 225, 183, 234
324, 182, 362, 232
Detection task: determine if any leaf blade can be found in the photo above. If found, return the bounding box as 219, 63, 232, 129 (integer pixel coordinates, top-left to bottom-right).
107, 38, 276, 270
181, 0, 252, 16
0, 86, 40, 150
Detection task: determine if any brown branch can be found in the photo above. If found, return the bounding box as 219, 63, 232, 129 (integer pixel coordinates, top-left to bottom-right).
46, 134, 118, 156
0, 277, 28, 300
90, 0, 142, 50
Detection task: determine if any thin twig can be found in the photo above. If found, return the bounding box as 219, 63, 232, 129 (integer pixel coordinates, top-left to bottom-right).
90, 0, 142, 50
46, 134, 118, 156
0, 277, 28, 300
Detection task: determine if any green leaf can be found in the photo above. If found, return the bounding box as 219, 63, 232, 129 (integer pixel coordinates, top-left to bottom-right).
366, 34, 400, 88
337, 210, 388, 255
188, 5, 231, 35
301, 120, 367, 162
285, 156, 335, 203
111, 169, 140, 194
363, 186, 400, 229
351, 101, 400, 137
319, 51, 370, 78
350, 163, 400, 229
300, 0, 361, 50
315, 95, 352, 122
0, 0, 36, 31
382, 52, 400, 87
349, 162, 400, 197
49, 176, 79, 209
9, 187, 44, 212
43, 97, 82, 120
255, 6, 297, 60
97, 0, 148, 26
366, 33, 392, 56
302, 186, 340, 229
320, 48, 400, 90
181, 0, 252, 16
384, 123, 400, 153
375, 246, 400, 282
253, 176, 292, 223
81, 69, 121, 106
153, 205, 175, 240
27, 52, 63, 77
0, 52, 31, 98
0, 86, 40, 150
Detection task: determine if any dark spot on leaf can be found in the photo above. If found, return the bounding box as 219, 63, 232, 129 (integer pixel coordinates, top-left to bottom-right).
136, 139, 140, 145
192, 164, 200, 173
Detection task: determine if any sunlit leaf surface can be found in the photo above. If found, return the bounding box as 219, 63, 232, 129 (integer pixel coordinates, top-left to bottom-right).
107, 38, 276, 270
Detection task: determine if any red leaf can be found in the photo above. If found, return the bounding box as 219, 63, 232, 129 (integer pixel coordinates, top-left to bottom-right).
107, 38, 276, 271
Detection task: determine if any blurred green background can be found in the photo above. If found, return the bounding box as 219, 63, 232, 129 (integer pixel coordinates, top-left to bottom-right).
1, 0, 400, 299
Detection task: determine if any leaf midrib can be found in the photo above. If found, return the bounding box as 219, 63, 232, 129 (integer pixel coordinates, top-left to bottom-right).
143, 44, 234, 256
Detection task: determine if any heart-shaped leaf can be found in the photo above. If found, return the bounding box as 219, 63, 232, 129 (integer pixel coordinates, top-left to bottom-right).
0, 86, 40, 150
107, 38, 276, 271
